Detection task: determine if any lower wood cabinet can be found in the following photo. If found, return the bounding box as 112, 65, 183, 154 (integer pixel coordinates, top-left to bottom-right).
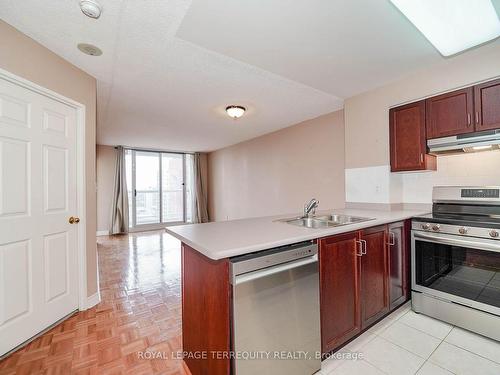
319, 232, 361, 354
319, 220, 409, 354
360, 226, 389, 328
388, 221, 409, 309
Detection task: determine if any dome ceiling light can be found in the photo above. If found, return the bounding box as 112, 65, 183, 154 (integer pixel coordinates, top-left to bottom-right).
77, 43, 103, 56
226, 105, 246, 119
80, 0, 102, 19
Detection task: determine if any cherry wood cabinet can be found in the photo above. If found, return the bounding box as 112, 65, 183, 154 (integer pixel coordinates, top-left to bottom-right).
182, 244, 231, 375
474, 78, 500, 131
319, 231, 361, 354
389, 101, 437, 172
360, 226, 389, 328
319, 222, 410, 353
426, 87, 474, 139
388, 221, 409, 310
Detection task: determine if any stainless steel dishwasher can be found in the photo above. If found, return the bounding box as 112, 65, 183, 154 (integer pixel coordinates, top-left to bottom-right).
230, 241, 321, 375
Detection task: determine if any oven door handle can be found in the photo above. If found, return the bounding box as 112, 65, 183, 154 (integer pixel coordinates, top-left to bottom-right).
414, 232, 500, 253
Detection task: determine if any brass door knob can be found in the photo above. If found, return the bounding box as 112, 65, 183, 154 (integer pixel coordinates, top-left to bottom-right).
69, 216, 80, 224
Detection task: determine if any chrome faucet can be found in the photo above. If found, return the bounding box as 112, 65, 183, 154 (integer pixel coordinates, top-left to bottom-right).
303, 198, 319, 218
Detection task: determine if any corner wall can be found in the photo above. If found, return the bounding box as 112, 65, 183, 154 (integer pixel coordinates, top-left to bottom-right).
0, 20, 98, 297
344, 42, 500, 205
208, 110, 345, 221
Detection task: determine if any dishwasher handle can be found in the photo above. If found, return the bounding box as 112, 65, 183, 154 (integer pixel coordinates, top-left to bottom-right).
234, 254, 318, 285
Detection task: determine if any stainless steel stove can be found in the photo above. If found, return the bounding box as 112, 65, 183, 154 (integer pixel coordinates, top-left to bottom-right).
411, 186, 500, 341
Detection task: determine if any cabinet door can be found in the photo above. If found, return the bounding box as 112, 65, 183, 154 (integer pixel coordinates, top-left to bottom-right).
388, 221, 409, 310
319, 232, 361, 354
360, 225, 389, 328
426, 87, 474, 139
390, 101, 436, 172
474, 78, 500, 131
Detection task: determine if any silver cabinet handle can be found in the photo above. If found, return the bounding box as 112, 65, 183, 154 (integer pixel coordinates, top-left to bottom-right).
467, 113, 471, 126
356, 240, 363, 256
476, 112, 480, 125
361, 239, 367, 255
388, 232, 395, 246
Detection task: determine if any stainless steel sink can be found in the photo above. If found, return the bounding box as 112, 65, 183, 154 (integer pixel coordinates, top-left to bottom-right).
284, 217, 337, 228
313, 214, 372, 225
279, 214, 374, 229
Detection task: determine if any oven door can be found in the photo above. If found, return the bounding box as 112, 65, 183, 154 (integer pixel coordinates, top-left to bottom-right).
411, 230, 500, 316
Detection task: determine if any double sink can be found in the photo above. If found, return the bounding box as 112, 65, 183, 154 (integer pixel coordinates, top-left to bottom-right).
279, 214, 374, 229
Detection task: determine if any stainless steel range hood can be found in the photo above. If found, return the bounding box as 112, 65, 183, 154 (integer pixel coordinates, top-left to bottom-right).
428, 129, 500, 154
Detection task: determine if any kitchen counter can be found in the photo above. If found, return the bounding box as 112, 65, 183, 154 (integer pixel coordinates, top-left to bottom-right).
165, 208, 429, 260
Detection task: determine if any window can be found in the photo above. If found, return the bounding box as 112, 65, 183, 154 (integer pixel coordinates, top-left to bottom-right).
125, 149, 193, 228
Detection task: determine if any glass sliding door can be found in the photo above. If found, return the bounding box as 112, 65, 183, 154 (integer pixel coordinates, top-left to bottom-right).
161, 153, 184, 222
185, 153, 194, 223
125, 149, 193, 229
135, 151, 161, 225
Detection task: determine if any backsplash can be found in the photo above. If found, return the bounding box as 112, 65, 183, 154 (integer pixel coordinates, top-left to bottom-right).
346, 150, 500, 204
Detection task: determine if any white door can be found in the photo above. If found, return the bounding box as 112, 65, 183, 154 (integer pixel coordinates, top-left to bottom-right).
0, 77, 79, 356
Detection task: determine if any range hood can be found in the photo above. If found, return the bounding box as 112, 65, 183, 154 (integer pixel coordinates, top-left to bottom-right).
428, 129, 500, 155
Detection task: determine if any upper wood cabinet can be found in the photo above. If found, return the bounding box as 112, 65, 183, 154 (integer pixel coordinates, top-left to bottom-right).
390, 77, 500, 172
426, 87, 474, 139
474, 78, 500, 131
389, 101, 437, 172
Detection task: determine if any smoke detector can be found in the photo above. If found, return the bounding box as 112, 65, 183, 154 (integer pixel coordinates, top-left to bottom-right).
79, 0, 102, 19
77, 43, 103, 56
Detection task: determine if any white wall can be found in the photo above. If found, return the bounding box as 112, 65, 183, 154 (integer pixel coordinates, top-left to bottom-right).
402, 151, 500, 203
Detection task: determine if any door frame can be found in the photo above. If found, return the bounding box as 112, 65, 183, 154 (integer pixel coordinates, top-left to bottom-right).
0, 67, 89, 311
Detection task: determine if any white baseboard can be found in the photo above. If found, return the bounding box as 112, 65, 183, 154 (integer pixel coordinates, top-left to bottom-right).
86, 291, 101, 309
96, 230, 109, 236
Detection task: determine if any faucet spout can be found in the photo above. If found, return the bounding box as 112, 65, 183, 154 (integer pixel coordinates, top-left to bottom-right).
303, 198, 320, 218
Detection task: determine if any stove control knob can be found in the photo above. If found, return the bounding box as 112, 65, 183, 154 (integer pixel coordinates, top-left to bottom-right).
458, 227, 468, 235
489, 230, 499, 238
432, 224, 441, 232
421, 223, 431, 230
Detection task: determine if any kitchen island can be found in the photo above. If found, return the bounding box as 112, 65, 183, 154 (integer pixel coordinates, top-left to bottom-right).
166, 207, 428, 375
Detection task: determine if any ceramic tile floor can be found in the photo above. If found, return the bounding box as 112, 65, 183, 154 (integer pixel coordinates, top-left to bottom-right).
319, 302, 500, 375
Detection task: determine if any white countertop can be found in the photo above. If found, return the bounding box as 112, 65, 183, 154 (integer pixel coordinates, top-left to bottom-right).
165, 208, 429, 260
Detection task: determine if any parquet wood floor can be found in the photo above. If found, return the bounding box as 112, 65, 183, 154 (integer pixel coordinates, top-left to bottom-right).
0, 231, 191, 375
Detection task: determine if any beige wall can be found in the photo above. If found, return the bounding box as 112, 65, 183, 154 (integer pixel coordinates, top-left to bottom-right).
208, 110, 345, 221
96, 145, 116, 233
344, 42, 500, 204
0, 21, 98, 297
345, 42, 500, 169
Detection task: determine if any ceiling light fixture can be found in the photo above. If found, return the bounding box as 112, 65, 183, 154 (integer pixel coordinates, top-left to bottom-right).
80, 0, 102, 19
390, 0, 500, 56
226, 105, 246, 119
77, 43, 103, 56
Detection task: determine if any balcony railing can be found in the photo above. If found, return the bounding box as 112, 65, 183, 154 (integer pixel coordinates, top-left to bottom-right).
131, 189, 185, 225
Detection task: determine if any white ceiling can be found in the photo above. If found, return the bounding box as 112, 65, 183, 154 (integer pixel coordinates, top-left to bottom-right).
1, 0, 498, 151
